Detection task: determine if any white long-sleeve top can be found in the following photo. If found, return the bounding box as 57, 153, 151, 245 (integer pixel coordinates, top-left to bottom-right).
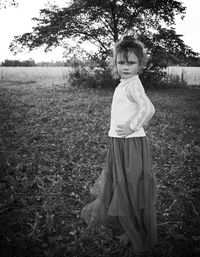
108, 75, 155, 138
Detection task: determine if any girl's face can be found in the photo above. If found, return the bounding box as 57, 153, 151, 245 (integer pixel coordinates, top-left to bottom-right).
116, 51, 139, 79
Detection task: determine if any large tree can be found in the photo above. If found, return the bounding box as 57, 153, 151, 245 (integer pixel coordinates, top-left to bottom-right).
10, 0, 198, 68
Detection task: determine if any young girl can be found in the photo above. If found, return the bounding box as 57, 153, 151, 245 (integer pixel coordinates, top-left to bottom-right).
81, 36, 157, 255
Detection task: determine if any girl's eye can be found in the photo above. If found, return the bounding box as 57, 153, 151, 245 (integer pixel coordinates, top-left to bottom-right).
117, 61, 137, 65
117, 61, 124, 64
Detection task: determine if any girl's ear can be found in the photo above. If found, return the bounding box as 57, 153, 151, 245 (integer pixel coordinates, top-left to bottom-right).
138, 64, 144, 74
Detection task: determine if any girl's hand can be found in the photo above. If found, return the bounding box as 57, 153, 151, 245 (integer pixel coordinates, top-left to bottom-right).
115, 122, 135, 137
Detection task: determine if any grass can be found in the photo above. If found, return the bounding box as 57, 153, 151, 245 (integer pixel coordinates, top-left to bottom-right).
0, 67, 71, 82
0, 80, 200, 257
166, 67, 200, 86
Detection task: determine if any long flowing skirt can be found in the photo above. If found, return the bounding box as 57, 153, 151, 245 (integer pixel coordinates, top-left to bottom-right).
81, 137, 157, 254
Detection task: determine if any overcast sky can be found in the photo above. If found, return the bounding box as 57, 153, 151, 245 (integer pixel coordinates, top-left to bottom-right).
0, 0, 200, 62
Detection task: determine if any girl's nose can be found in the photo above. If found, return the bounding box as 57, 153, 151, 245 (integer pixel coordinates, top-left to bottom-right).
123, 65, 129, 70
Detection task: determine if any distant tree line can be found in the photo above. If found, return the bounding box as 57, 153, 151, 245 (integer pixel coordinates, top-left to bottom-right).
0, 59, 67, 67
1, 57, 200, 67
36, 61, 66, 67
1, 59, 36, 67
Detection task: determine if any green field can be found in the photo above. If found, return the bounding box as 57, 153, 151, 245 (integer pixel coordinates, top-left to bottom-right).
0, 80, 199, 257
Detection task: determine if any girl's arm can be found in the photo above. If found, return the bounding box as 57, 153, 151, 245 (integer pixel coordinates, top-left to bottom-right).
126, 81, 155, 132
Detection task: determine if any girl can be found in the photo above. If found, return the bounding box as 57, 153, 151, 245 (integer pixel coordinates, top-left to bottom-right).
81, 36, 157, 255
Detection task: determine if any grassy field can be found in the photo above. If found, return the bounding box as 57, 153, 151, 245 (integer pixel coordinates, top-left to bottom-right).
0, 80, 200, 257
0, 67, 71, 82
1, 66, 200, 86
166, 67, 200, 86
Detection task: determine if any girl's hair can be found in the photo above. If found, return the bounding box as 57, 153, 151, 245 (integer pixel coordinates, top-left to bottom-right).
110, 36, 147, 78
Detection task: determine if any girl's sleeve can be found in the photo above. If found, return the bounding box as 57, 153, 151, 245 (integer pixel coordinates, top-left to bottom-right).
126, 81, 155, 132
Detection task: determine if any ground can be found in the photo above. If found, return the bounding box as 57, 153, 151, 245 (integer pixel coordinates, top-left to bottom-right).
0, 80, 200, 257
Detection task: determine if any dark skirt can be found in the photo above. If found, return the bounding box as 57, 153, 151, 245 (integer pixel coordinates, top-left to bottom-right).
81, 137, 157, 254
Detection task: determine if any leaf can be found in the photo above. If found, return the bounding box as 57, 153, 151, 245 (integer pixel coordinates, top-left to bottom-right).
69, 230, 77, 236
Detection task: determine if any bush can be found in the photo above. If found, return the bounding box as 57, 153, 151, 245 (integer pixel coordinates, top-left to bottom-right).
69, 61, 186, 90
140, 68, 167, 89
68, 66, 119, 90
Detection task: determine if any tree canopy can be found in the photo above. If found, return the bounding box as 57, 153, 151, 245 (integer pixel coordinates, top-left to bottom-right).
10, 0, 198, 68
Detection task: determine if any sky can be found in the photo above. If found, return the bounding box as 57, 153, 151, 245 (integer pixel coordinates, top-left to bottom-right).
0, 0, 200, 63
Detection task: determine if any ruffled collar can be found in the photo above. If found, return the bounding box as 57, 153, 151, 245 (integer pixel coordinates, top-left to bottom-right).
119, 75, 139, 87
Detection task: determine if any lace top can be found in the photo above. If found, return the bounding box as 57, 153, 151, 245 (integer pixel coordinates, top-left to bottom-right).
108, 75, 155, 138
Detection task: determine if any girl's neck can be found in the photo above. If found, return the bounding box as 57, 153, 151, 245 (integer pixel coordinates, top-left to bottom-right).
120, 74, 139, 82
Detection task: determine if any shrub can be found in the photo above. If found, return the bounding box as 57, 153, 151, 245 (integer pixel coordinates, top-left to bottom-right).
69, 60, 187, 90
68, 66, 119, 90
140, 68, 167, 89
